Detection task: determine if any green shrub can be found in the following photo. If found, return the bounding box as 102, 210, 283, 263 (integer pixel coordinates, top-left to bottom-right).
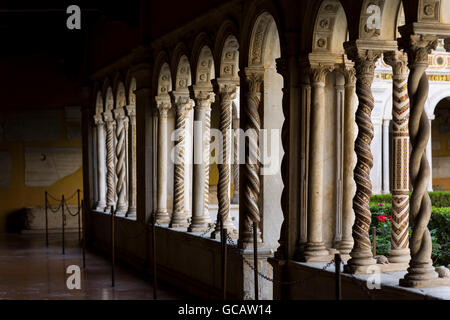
370, 191, 450, 207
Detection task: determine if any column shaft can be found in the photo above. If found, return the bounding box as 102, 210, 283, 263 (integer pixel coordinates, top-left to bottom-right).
94, 115, 107, 211
114, 107, 129, 215
382, 120, 390, 194
104, 111, 116, 213
126, 105, 137, 216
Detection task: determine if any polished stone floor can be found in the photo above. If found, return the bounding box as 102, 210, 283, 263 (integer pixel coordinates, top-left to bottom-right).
0, 233, 188, 300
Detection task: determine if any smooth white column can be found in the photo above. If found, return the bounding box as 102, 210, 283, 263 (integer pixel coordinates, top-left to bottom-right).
334, 79, 345, 247
126, 105, 137, 217
427, 117, 434, 191
94, 114, 107, 211
371, 118, 383, 194
382, 119, 391, 194
155, 95, 171, 224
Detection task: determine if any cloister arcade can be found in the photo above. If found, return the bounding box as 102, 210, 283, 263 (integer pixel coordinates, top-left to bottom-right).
83, 0, 450, 299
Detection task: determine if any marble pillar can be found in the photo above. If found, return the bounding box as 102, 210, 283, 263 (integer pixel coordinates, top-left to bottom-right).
339, 67, 356, 257
300, 64, 333, 262
382, 119, 391, 194
239, 69, 263, 249
155, 95, 171, 224
383, 50, 411, 266
399, 33, 441, 287
94, 114, 107, 211
103, 110, 116, 213
126, 104, 137, 217
213, 81, 238, 238
170, 93, 194, 228
344, 42, 381, 272
114, 107, 129, 215
188, 90, 215, 232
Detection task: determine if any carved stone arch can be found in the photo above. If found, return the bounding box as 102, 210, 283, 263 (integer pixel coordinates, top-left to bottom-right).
95, 91, 104, 115
400, 0, 450, 29
157, 62, 173, 96
115, 82, 126, 109
175, 55, 192, 92
191, 33, 215, 87
153, 51, 172, 97
105, 86, 114, 112
128, 77, 136, 105
247, 11, 281, 68
214, 20, 240, 79
312, 0, 347, 54
358, 0, 402, 40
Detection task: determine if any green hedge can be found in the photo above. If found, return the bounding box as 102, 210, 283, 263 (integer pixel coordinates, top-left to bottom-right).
369, 205, 450, 266
371, 191, 450, 207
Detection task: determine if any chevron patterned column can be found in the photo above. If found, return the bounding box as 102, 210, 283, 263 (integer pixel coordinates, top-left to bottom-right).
383, 51, 411, 266
343, 42, 381, 272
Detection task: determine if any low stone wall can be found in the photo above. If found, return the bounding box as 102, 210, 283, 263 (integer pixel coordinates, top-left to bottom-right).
87, 210, 273, 300
22, 206, 81, 233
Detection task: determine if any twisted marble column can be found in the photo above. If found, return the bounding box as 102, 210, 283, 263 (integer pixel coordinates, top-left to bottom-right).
239, 71, 263, 248
301, 64, 333, 262
231, 115, 240, 204
383, 51, 411, 264
94, 114, 107, 211
114, 107, 129, 215
189, 91, 215, 232
399, 34, 439, 285
339, 67, 356, 256
126, 105, 136, 217
344, 43, 381, 270
155, 96, 171, 224
170, 95, 193, 228
213, 84, 238, 238
103, 110, 116, 213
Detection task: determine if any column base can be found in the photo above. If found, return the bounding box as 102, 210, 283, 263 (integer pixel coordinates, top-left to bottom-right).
169, 217, 188, 228
388, 248, 410, 264
211, 227, 238, 240
188, 225, 209, 233
155, 210, 170, 225
238, 230, 262, 249
115, 205, 128, 216
95, 201, 106, 212
399, 277, 450, 288
336, 239, 353, 255
346, 248, 376, 270
298, 242, 331, 262
126, 207, 136, 217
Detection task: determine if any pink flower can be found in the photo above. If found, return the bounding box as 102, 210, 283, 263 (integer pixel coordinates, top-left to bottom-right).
378, 215, 387, 222
379, 203, 383, 207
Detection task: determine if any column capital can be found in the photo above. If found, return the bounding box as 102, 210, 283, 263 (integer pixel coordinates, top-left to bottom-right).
344, 41, 382, 86
93, 114, 104, 125
125, 104, 136, 117
309, 64, 333, 85
113, 107, 126, 120
383, 50, 409, 76
193, 90, 215, 110
172, 92, 194, 113
218, 83, 237, 102
398, 33, 438, 67
155, 94, 171, 117
103, 110, 114, 123
243, 68, 264, 94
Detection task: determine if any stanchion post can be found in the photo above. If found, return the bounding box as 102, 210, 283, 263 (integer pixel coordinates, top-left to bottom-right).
111, 205, 115, 287
253, 221, 259, 301
335, 253, 342, 300
220, 218, 227, 300
45, 191, 48, 247
62, 194, 65, 255
152, 213, 158, 300
77, 189, 81, 244
372, 227, 376, 257
81, 199, 86, 269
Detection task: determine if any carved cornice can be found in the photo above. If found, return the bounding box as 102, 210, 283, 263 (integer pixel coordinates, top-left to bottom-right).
383, 51, 409, 76
398, 34, 438, 67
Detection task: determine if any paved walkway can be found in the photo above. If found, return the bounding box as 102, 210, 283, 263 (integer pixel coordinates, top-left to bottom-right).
0, 233, 188, 300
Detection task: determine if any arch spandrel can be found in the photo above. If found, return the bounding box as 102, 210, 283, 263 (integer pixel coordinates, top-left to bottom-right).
195, 46, 215, 86
128, 78, 136, 105
95, 91, 104, 115
358, 0, 402, 41
115, 82, 126, 109
105, 87, 114, 112
157, 63, 172, 96
219, 35, 240, 79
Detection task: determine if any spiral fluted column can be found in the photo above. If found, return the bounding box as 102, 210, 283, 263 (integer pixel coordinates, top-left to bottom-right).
338, 66, 356, 258
239, 70, 263, 249
155, 96, 171, 224
399, 34, 441, 287
231, 115, 240, 204
94, 114, 107, 211
114, 107, 129, 215
213, 83, 238, 238
344, 43, 381, 272
300, 64, 333, 262
104, 110, 116, 213
189, 91, 215, 232
126, 105, 137, 217
170, 94, 193, 228
383, 51, 411, 265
